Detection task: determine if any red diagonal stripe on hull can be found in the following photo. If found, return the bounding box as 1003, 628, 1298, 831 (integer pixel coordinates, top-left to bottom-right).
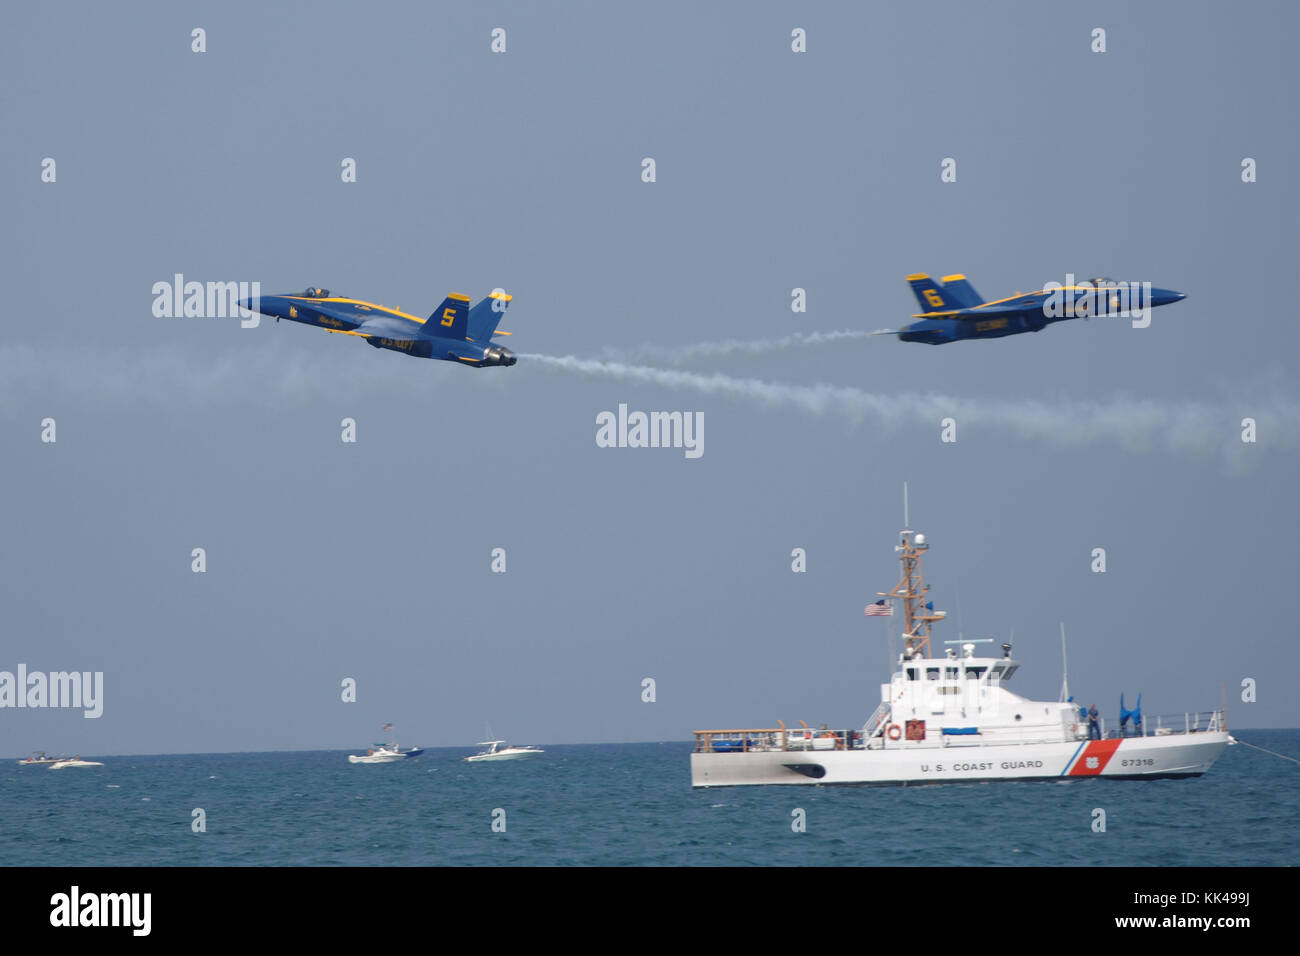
1069, 739, 1123, 775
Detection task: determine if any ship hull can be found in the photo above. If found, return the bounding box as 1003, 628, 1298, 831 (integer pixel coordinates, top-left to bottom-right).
690, 732, 1229, 787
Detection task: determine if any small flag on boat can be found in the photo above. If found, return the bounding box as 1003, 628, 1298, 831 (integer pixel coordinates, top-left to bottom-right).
864, 600, 893, 616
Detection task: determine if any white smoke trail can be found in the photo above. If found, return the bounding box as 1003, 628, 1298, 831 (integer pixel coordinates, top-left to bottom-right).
520, 353, 1299, 454
7, 342, 1292, 458
599, 329, 880, 364
0, 342, 459, 410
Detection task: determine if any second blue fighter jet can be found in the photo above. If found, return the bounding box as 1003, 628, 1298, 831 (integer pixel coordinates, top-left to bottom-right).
879, 273, 1185, 344
239, 287, 517, 366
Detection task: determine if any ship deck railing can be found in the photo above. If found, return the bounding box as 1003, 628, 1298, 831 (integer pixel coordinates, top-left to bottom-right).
1106, 709, 1226, 738
696, 709, 1228, 753
693, 728, 862, 753
696, 710, 1227, 753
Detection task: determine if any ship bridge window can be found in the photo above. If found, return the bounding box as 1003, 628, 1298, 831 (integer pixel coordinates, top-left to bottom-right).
965, 666, 987, 679
1002, 665, 1019, 679
907, 668, 918, 680
945, 667, 958, 679
990, 664, 1005, 679
926, 668, 940, 681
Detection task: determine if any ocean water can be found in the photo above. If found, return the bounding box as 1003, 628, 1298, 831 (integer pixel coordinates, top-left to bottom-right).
2, 731, 1296, 866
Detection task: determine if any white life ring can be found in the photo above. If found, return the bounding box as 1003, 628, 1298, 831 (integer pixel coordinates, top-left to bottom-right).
886, 723, 902, 741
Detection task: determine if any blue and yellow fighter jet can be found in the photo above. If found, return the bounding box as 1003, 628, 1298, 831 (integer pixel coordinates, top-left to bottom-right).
879, 273, 1185, 344
238, 287, 517, 366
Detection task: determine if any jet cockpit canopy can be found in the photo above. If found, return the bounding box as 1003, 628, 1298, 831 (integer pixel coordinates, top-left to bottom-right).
302, 287, 331, 297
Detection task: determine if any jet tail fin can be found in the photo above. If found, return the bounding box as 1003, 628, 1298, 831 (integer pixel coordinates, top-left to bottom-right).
906, 274, 961, 313
466, 290, 512, 342
422, 294, 471, 339
940, 274, 983, 308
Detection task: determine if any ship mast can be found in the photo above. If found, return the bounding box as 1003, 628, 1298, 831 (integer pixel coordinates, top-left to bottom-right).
879, 483, 946, 659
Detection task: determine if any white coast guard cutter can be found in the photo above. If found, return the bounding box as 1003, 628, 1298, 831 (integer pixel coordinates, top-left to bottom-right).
691, 520, 1229, 787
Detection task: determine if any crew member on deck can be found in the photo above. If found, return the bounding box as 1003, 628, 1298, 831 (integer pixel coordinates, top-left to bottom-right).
1087, 703, 1100, 740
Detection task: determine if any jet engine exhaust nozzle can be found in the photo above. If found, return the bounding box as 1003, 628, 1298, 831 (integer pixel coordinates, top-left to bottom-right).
483, 347, 517, 367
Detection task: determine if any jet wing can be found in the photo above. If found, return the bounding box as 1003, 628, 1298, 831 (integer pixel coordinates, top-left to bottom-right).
909, 307, 1025, 320
332, 316, 484, 361
327, 315, 422, 340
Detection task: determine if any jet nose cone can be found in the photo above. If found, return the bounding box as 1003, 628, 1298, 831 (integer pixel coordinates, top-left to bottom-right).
239, 297, 260, 313
1153, 288, 1186, 306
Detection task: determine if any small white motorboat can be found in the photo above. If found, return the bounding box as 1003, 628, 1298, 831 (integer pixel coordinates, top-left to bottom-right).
348, 723, 424, 763
17, 752, 63, 766
347, 742, 424, 764
48, 757, 104, 769
464, 740, 544, 762
348, 744, 407, 764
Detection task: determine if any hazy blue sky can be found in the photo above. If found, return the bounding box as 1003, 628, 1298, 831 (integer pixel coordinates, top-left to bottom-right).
2, 1, 1297, 756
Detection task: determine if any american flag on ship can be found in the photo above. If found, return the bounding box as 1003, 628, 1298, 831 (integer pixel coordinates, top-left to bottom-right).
864, 600, 893, 617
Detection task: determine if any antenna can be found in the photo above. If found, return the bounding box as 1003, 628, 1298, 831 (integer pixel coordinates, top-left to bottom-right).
880, 483, 943, 660
1059, 623, 1070, 703
954, 585, 964, 640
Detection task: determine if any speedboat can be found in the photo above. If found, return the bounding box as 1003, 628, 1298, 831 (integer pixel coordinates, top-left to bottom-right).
465, 740, 544, 762
17, 752, 63, 765
48, 757, 104, 769
348, 746, 406, 764
347, 743, 423, 764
